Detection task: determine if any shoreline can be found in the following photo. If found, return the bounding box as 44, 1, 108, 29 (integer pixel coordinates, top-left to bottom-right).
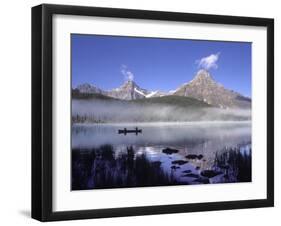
73, 120, 252, 127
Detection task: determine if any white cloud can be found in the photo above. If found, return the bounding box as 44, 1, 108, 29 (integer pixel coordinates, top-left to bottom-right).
121, 65, 134, 81
196, 53, 220, 70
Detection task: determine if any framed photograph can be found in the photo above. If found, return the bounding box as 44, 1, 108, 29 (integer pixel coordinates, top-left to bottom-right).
32, 4, 274, 221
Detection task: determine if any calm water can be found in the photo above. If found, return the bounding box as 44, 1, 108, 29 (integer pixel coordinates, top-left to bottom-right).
72, 122, 252, 190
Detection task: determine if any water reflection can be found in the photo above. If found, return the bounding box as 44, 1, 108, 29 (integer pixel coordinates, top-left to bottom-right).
72, 122, 251, 190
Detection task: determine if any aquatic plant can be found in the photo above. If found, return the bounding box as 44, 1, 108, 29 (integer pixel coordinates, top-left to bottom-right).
72, 145, 181, 190
213, 146, 252, 182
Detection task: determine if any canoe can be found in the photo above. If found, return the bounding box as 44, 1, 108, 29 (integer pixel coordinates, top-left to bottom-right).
118, 128, 142, 134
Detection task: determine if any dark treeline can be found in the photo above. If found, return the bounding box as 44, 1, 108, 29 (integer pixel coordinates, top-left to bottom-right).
72, 115, 106, 124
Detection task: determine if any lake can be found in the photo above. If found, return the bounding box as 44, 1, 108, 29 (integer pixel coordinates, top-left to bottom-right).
72, 122, 251, 190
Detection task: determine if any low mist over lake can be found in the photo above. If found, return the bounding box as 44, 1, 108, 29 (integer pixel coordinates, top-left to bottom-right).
72, 97, 251, 123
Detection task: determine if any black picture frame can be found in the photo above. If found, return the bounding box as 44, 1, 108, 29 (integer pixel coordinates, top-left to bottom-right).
32, 3, 274, 222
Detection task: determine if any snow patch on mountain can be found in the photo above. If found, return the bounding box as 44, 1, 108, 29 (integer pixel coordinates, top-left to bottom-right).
146, 91, 158, 98
134, 87, 146, 97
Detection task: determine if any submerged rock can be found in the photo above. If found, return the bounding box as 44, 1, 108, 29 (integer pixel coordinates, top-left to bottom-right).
186, 154, 197, 159
197, 154, 204, 160
171, 165, 180, 170
162, 147, 179, 155
201, 170, 223, 178
172, 160, 188, 165
182, 173, 199, 178
186, 154, 204, 160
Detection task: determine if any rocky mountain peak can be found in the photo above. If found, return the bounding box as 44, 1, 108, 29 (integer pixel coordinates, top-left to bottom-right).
173, 70, 251, 109
76, 83, 104, 94
77, 83, 92, 89
107, 80, 150, 100
191, 69, 216, 84
120, 80, 137, 90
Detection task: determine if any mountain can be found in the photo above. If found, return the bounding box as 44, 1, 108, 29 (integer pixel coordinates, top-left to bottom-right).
107, 80, 158, 100
76, 80, 155, 100
173, 70, 251, 109
76, 83, 106, 95
72, 90, 117, 100
132, 95, 211, 108
73, 91, 211, 108
145, 90, 168, 98
74, 70, 251, 108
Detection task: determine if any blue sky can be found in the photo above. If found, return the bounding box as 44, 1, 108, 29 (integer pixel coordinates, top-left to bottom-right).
72, 34, 252, 97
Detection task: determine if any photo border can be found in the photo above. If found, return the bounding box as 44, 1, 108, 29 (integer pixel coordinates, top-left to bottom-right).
70, 32, 252, 191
